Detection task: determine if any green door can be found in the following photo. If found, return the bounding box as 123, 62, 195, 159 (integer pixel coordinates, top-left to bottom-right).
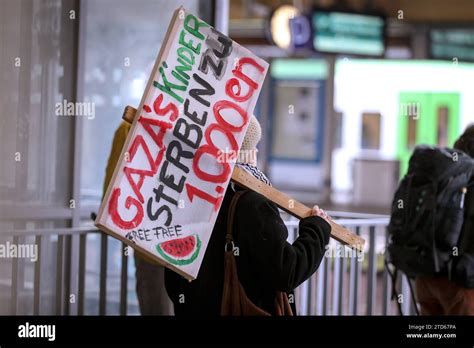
396, 92, 460, 176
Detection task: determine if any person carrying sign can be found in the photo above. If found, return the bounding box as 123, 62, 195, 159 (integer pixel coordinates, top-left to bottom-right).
96, 8, 350, 316
164, 115, 332, 316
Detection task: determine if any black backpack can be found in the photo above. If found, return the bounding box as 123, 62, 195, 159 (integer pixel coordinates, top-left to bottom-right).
387, 145, 474, 279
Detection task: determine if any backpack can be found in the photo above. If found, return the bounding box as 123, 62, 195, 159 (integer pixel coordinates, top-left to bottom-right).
451, 186, 474, 288
387, 145, 474, 279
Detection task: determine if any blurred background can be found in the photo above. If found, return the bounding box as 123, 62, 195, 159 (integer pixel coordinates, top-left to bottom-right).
1, 0, 473, 316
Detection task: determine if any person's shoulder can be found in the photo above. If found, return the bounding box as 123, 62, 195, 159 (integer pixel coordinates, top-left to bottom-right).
240, 189, 269, 204
238, 189, 280, 214
235, 189, 287, 240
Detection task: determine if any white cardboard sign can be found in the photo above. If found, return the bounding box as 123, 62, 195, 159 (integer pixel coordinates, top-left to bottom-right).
95, 7, 268, 280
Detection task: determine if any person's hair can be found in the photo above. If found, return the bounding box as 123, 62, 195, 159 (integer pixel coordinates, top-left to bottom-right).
454, 124, 474, 157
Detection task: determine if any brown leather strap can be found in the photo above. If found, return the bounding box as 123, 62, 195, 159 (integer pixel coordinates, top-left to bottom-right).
225, 190, 246, 245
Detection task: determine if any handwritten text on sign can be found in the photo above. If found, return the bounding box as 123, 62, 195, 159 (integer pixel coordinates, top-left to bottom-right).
96, 8, 268, 280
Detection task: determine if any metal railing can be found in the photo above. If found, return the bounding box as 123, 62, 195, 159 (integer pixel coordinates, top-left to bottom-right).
0, 212, 416, 315
290, 211, 415, 315
0, 226, 132, 315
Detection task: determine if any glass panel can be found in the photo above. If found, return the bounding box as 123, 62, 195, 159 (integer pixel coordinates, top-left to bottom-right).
0, 0, 75, 207
271, 81, 320, 160
0, 0, 77, 315
361, 112, 381, 150
407, 116, 418, 149
437, 106, 449, 147
334, 111, 343, 149
79, 0, 201, 205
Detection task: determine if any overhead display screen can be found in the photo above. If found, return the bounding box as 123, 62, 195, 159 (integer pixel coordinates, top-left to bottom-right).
312, 11, 385, 56
430, 29, 474, 62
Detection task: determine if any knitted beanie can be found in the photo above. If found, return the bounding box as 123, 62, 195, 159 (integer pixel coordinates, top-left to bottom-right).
237, 115, 261, 166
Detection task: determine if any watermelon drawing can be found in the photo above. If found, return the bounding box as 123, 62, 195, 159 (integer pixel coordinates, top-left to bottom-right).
156, 234, 201, 266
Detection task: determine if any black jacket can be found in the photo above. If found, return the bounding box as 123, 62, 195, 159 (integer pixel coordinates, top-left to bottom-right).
453, 185, 474, 287
165, 187, 331, 315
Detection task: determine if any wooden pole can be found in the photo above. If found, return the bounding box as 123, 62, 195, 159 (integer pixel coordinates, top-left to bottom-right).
120, 106, 365, 251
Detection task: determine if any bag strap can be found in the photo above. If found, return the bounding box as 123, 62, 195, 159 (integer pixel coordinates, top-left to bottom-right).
385, 259, 420, 316
223, 189, 293, 316
225, 190, 246, 252
385, 259, 402, 315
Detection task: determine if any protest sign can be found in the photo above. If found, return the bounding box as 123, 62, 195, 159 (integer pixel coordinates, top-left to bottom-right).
122, 106, 365, 252
95, 7, 269, 280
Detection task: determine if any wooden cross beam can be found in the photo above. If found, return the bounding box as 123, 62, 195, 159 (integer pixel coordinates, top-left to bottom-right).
121, 105, 365, 251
